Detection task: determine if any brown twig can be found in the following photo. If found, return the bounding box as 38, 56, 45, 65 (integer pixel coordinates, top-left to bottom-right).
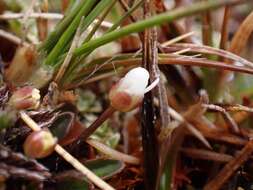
0, 29, 29, 46
181, 147, 233, 163
199, 130, 247, 146
204, 140, 253, 190
36, 0, 48, 41
220, 104, 253, 113
159, 57, 253, 75
201, 2, 213, 46
119, 0, 139, 25
229, 10, 253, 56
219, 6, 230, 51
203, 104, 239, 134
163, 43, 253, 68
168, 105, 211, 149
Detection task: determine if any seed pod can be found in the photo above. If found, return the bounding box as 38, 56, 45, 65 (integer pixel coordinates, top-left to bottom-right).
8, 86, 40, 110
24, 130, 57, 159
109, 67, 149, 112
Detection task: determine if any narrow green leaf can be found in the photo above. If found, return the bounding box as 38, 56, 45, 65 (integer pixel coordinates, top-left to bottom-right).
39, 0, 83, 53
107, 0, 144, 33
74, 0, 243, 56
44, 0, 97, 65
56, 159, 124, 190
86, 159, 124, 178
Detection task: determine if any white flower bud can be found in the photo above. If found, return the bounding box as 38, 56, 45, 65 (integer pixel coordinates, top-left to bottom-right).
109, 67, 150, 112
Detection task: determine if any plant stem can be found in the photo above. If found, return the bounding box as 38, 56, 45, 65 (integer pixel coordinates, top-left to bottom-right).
87, 139, 140, 165
79, 0, 114, 36
83, 0, 117, 43
74, 0, 247, 56
81, 106, 116, 141
54, 16, 83, 84
0, 29, 29, 46
107, 0, 144, 33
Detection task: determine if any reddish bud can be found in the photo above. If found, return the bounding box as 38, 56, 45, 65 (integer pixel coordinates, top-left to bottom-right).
109, 67, 149, 112
24, 130, 57, 159
8, 86, 40, 110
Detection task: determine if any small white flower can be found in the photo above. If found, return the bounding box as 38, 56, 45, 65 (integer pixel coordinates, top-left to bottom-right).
109, 67, 158, 112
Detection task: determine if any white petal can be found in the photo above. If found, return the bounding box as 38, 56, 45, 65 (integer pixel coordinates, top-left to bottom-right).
120, 67, 149, 95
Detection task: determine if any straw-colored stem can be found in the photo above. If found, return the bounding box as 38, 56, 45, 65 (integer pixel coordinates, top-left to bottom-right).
54, 16, 83, 83
0, 29, 29, 46
87, 139, 140, 165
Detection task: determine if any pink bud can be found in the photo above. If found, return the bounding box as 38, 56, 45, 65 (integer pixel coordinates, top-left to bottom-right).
8, 86, 40, 110
109, 67, 149, 112
24, 130, 57, 159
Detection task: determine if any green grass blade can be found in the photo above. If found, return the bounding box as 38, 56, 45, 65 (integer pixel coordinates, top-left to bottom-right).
44, 0, 97, 65
84, 0, 117, 43
73, 0, 242, 56
38, 0, 83, 54
61, 0, 141, 81
107, 0, 144, 33
79, 0, 115, 35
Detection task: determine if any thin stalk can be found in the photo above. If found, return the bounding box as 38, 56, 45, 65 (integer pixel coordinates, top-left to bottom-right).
0, 13, 113, 28
201, 7, 213, 47
118, 0, 139, 25
79, 0, 114, 36
81, 106, 116, 141
54, 16, 83, 84
68, 66, 130, 89
74, 0, 247, 56
0, 29, 29, 46
70, 55, 253, 80
111, 0, 143, 34
0, 12, 63, 20
219, 6, 230, 51
117, 0, 144, 41
161, 31, 195, 47
87, 139, 140, 165
83, 0, 117, 43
